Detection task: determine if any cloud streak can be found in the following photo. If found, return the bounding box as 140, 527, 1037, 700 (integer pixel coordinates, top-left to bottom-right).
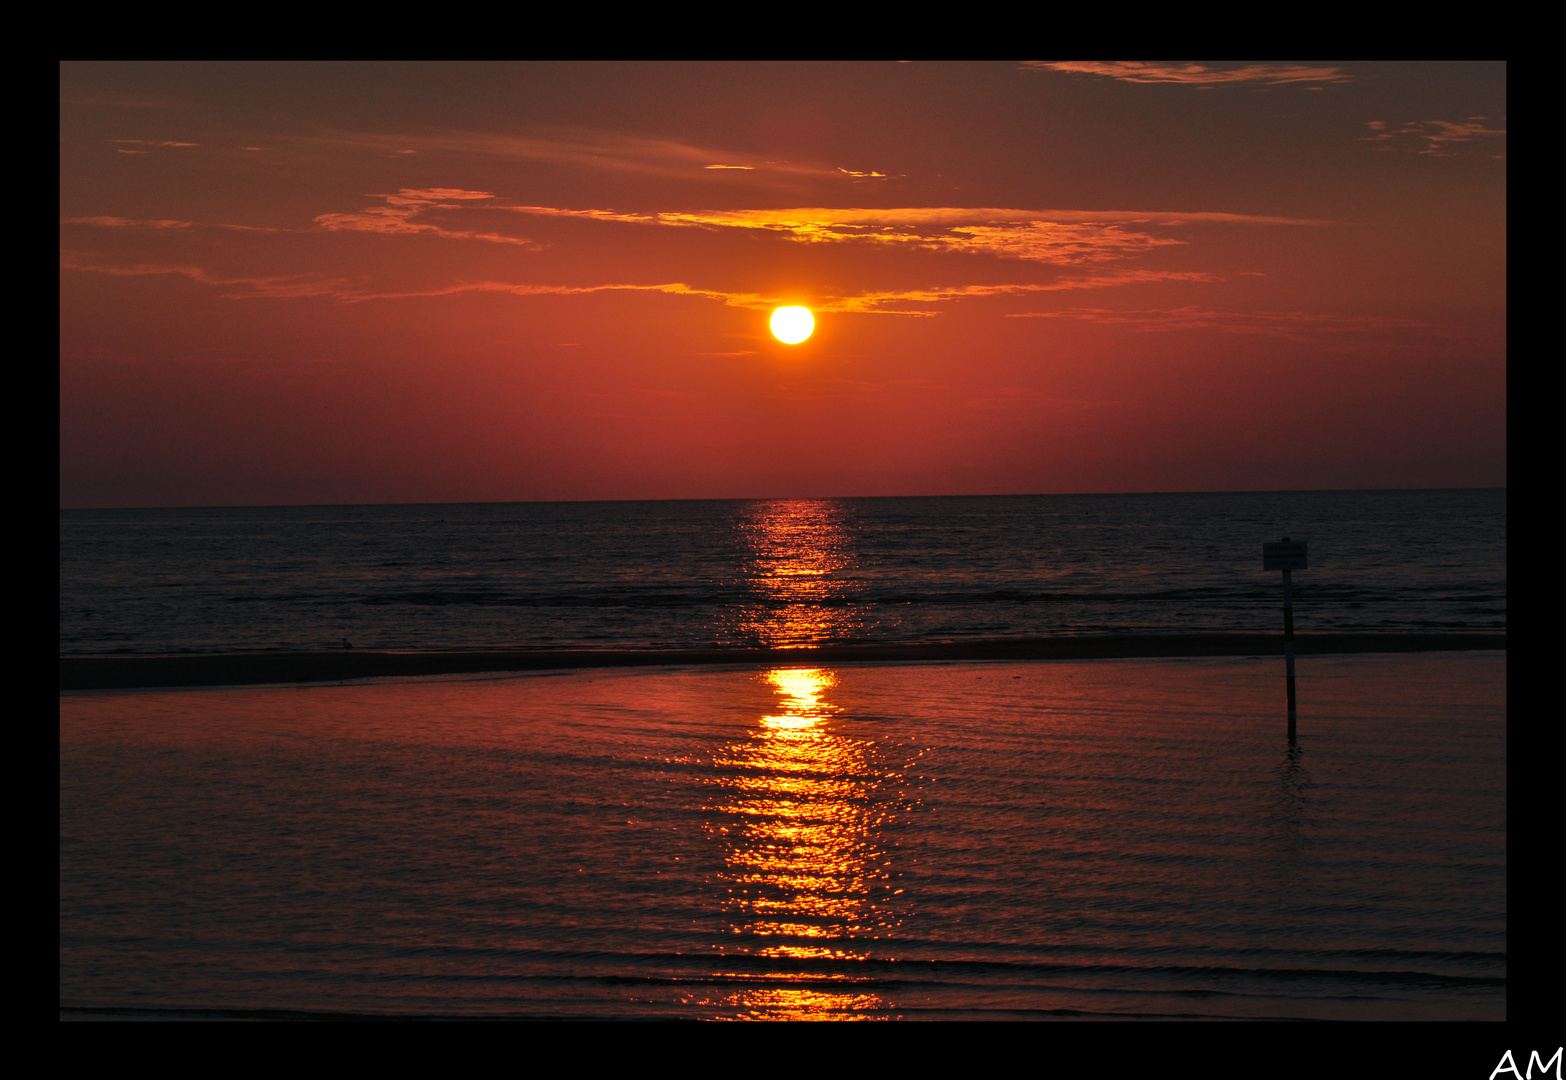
1025, 62, 1351, 86
314, 189, 538, 246
58, 251, 350, 299
509, 205, 1320, 264
107, 138, 200, 148
1009, 305, 1439, 342
62, 245, 1217, 311
61, 216, 193, 230
61, 215, 283, 234
818, 272, 1221, 314
329, 268, 1220, 311
1363, 117, 1506, 156
65, 196, 1263, 312
327, 280, 771, 307
310, 128, 891, 184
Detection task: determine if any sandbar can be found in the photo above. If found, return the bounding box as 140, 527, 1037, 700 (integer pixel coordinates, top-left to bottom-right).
60, 632, 1505, 691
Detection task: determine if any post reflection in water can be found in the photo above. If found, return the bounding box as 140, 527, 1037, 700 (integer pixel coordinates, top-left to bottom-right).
702, 666, 906, 1018
1270, 741, 1315, 858
729, 500, 866, 647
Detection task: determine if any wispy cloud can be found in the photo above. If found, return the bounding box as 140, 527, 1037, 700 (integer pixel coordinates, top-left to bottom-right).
818, 272, 1221, 314
107, 138, 199, 148
324, 269, 1221, 312
62, 216, 284, 235
1362, 117, 1506, 156
326, 280, 772, 307
62, 241, 1217, 312
1009, 305, 1438, 342
61, 216, 193, 230
58, 251, 350, 299
314, 188, 538, 247
65, 195, 1253, 312
509, 205, 1320, 264
1025, 61, 1350, 86
311, 128, 890, 184
59, 252, 772, 307
393, 188, 497, 202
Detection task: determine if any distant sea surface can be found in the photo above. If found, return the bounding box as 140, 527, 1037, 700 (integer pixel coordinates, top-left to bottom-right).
60, 490, 1506, 654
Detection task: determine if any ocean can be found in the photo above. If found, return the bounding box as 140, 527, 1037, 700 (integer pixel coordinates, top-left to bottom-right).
59, 490, 1506, 1019
59, 489, 1506, 655
60, 653, 1505, 1019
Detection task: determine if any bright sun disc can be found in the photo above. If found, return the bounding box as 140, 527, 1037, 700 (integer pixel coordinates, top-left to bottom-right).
770, 306, 814, 344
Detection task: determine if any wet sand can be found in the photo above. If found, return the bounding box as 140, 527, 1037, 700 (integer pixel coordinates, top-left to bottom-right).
60, 633, 1505, 691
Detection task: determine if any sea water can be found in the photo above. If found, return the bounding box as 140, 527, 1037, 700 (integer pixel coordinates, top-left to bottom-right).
60, 490, 1506, 654
60, 653, 1505, 1019
59, 490, 1507, 1018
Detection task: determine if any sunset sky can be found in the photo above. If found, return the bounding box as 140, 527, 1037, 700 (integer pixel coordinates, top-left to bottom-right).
59, 62, 1506, 507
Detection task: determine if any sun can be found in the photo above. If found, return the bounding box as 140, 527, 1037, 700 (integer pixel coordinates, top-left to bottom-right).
770, 306, 814, 344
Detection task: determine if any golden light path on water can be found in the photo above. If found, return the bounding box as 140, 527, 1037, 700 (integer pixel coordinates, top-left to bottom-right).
729, 500, 863, 647
703, 503, 909, 1018
703, 666, 904, 1017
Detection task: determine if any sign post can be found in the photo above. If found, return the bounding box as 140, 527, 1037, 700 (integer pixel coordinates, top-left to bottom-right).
1262, 538, 1308, 742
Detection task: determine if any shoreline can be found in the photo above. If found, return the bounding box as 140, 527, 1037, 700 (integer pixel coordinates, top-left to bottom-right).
59, 633, 1506, 691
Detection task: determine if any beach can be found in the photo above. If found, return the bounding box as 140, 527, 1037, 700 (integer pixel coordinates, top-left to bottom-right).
60, 632, 1506, 691
61, 651, 1506, 1019
60, 60, 1510, 1034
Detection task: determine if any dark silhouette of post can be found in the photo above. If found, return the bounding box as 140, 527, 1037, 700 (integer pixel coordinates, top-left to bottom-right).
1262, 537, 1308, 742
1282, 563, 1296, 738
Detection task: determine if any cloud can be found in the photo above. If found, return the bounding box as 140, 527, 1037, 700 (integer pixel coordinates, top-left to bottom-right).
59, 257, 770, 308
1008, 305, 1438, 342
61, 216, 281, 235
1024, 61, 1351, 86
66, 197, 1260, 312
1362, 117, 1506, 156
61, 216, 192, 229
310, 128, 891, 184
508, 205, 1320, 264
325, 280, 771, 307
58, 251, 350, 299
392, 188, 496, 202
313, 188, 538, 247
107, 139, 199, 148
62, 241, 1216, 313
818, 272, 1221, 314
323, 269, 1221, 311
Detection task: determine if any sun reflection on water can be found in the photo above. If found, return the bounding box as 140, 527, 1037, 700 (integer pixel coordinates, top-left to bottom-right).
699, 501, 911, 1016
729, 500, 864, 647
705, 985, 890, 1022
703, 665, 906, 1017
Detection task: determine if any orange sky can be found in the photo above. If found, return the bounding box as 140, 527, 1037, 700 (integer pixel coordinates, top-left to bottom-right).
59, 62, 1506, 507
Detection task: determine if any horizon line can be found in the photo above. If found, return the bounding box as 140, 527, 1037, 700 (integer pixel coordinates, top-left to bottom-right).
59, 485, 1507, 513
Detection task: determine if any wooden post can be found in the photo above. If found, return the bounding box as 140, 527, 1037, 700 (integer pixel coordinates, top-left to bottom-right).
1282, 563, 1296, 742
1262, 537, 1307, 743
